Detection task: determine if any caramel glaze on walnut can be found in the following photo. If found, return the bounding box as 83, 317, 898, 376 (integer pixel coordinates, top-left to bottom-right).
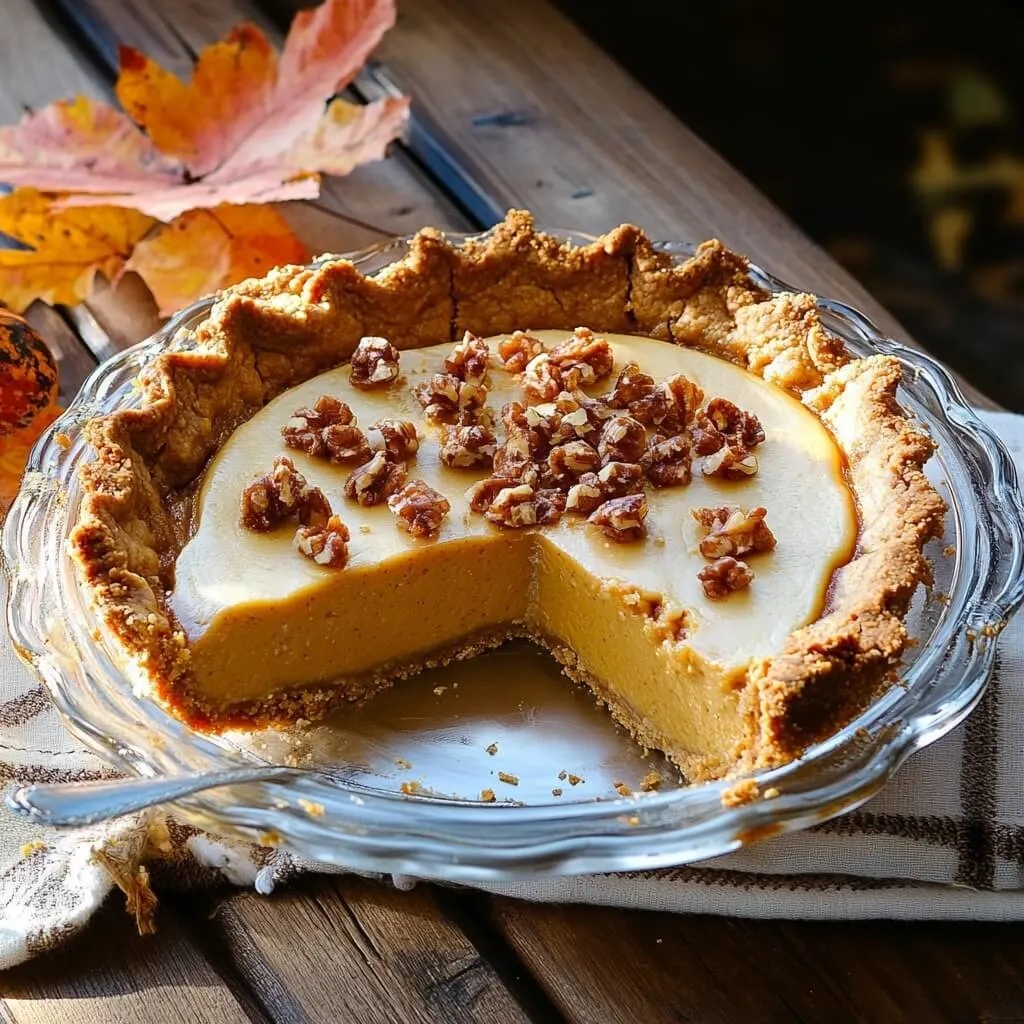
70, 210, 945, 771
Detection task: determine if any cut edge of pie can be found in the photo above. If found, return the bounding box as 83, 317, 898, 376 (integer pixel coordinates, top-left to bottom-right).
69, 210, 945, 780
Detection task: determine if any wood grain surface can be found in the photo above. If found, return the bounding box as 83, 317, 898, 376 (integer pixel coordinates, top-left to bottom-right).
0, 1, 1015, 1022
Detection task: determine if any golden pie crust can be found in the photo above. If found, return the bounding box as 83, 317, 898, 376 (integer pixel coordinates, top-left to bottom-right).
70, 210, 944, 778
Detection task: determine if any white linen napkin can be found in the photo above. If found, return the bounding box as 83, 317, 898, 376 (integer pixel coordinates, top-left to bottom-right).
1, 411, 1021, 969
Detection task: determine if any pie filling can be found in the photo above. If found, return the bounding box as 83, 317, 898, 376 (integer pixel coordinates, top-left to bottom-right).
170, 331, 857, 777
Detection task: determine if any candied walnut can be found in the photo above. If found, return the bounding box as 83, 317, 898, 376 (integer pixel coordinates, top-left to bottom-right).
485, 484, 565, 528
498, 330, 544, 373
597, 460, 644, 496
657, 374, 705, 434
547, 327, 614, 387
445, 331, 490, 384
344, 451, 408, 506
607, 362, 667, 425
365, 418, 419, 461
598, 415, 647, 464
588, 493, 648, 542
691, 412, 725, 455
388, 479, 451, 538
698, 556, 754, 599
295, 515, 350, 568
643, 434, 692, 488
413, 373, 488, 424
321, 423, 371, 464
466, 476, 519, 512
282, 395, 357, 459
565, 474, 605, 514
706, 396, 765, 448
350, 336, 400, 388
547, 440, 600, 484
439, 424, 497, 468
692, 505, 777, 558
701, 444, 758, 480
241, 456, 329, 531
522, 352, 562, 401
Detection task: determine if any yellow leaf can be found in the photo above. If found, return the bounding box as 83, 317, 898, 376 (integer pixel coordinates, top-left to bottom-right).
126, 204, 310, 315
0, 189, 155, 313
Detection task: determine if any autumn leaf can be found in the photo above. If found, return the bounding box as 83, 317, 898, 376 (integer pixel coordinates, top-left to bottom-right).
0, 0, 408, 221
0, 189, 154, 313
126, 205, 311, 316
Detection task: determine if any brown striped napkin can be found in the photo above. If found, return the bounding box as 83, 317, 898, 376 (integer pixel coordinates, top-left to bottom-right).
1, 411, 1022, 968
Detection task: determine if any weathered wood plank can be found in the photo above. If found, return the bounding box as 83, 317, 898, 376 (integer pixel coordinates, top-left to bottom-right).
0, 897, 267, 1024
214, 878, 534, 1024
492, 899, 1024, 1024
362, 0, 998, 409
0, 0, 108, 119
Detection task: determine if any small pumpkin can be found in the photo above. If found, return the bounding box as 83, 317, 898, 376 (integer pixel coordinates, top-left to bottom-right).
0, 309, 59, 435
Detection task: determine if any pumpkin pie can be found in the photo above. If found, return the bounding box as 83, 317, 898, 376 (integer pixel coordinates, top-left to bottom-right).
71, 211, 944, 780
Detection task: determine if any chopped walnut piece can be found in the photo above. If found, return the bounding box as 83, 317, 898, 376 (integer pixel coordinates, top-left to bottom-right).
550, 392, 602, 445
565, 474, 605, 514
690, 412, 725, 455
413, 373, 487, 424
701, 444, 759, 480
598, 415, 646, 464
485, 484, 565, 528
608, 362, 654, 408
692, 505, 777, 558
343, 451, 408, 506
365, 419, 419, 461
588, 493, 648, 541
597, 460, 644, 496
241, 456, 329, 531
466, 476, 518, 512
445, 331, 490, 384
498, 330, 545, 373
282, 395, 358, 459
350, 336, 400, 388
388, 479, 450, 538
547, 440, 601, 484
547, 327, 614, 387
643, 434, 692, 488
321, 423, 371, 464
698, 556, 755, 599
439, 424, 498, 468
522, 352, 563, 401
705, 396, 765, 448
294, 514, 350, 568
658, 374, 705, 434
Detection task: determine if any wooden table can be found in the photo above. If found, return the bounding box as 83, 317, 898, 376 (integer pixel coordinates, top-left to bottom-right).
2, 2, 1021, 1020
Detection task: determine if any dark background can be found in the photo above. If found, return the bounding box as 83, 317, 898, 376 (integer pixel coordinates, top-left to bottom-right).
557, 0, 1024, 410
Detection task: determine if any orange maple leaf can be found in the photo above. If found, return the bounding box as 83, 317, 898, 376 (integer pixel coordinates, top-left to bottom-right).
126, 205, 312, 316
0, 0, 408, 221
0, 189, 155, 313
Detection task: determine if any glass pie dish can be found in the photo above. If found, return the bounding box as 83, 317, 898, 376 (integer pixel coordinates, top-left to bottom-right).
5, 229, 1024, 881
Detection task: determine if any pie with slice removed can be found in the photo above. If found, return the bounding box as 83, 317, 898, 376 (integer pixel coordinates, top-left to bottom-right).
71, 211, 944, 781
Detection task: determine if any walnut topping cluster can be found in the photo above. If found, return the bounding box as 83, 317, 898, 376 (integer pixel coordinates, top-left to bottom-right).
460, 329, 771, 547
483, 483, 566, 528
365, 419, 419, 461
691, 505, 776, 598
240, 456, 349, 569
445, 331, 490, 384
350, 336, 400, 388
388, 480, 451, 538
